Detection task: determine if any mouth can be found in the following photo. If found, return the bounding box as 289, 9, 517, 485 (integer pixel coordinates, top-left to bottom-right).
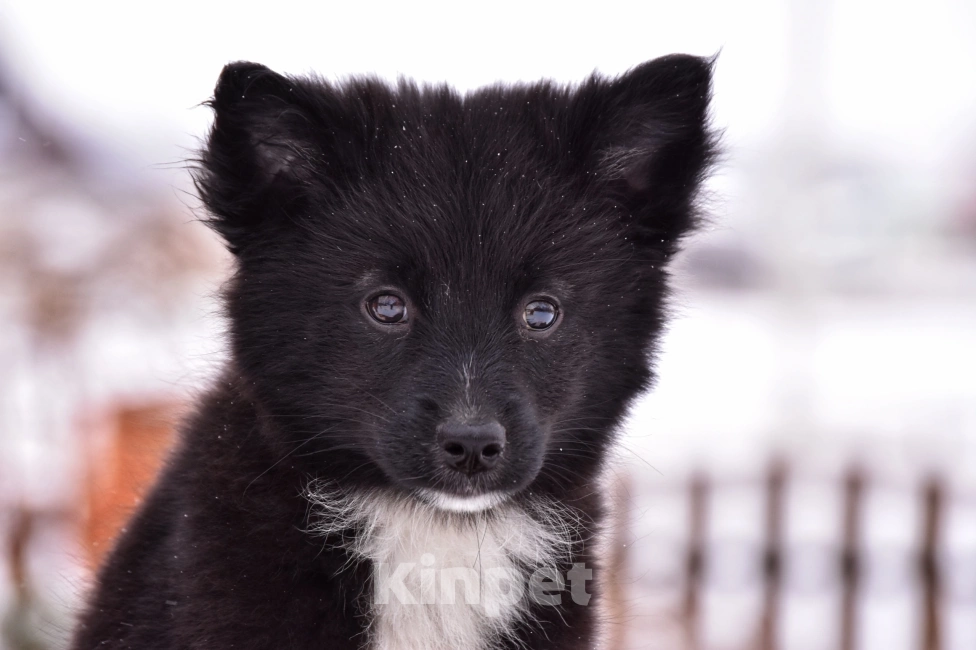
415, 489, 511, 513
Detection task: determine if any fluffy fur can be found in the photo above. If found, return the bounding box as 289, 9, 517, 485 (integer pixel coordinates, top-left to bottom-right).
305, 486, 578, 650
71, 54, 716, 649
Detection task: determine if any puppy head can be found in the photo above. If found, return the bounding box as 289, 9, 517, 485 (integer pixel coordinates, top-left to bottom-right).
196, 56, 715, 509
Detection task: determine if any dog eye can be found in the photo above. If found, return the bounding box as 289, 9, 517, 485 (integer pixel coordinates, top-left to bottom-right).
523, 300, 558, 330
367, 294, 408, 324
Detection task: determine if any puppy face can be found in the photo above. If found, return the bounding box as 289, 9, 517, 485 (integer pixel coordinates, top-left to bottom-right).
197, 57, 714, 508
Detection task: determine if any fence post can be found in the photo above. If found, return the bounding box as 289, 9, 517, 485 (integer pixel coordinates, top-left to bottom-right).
760, 460, 786, 650
920, 477, 944, 650
684, 472, 708, 650
840, 467, 865, 650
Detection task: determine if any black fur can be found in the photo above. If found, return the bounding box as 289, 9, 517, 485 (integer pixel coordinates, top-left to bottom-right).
71, 55, 715, 649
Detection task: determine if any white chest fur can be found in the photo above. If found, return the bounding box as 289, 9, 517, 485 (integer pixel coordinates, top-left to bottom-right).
306, 488, 574, 650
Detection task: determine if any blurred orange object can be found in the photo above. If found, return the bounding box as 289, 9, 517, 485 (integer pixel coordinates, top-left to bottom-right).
82, 401, 182, 567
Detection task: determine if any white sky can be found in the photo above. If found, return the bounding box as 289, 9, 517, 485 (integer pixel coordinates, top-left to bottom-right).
1, 0, 975, 179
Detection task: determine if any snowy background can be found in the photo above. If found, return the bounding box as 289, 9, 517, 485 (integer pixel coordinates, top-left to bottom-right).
0, 0, 974, 648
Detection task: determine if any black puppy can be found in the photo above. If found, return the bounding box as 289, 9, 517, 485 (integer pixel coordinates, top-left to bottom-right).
72, 55, 715, 650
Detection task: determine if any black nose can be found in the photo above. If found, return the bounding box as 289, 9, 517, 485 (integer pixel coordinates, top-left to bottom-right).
436, 420, 506, 475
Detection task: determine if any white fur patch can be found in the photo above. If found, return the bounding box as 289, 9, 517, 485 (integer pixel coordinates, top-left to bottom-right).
416, 489, 510, 513
305, 485, 577, 650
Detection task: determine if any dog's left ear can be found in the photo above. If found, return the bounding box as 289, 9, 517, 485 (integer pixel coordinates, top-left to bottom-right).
583, 54, 716, 248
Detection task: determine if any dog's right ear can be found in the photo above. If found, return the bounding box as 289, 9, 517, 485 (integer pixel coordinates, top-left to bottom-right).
196, 62, 357, 255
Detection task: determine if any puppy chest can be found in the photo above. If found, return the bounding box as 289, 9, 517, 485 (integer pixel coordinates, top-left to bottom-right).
366, 518, 530, 650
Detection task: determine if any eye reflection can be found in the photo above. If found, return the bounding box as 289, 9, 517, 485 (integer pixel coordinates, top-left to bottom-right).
523, 300, 558, 330
368, 294, 407, 324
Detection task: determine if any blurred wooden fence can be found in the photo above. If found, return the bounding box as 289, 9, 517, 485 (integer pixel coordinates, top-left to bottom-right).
669, 462, 973, 650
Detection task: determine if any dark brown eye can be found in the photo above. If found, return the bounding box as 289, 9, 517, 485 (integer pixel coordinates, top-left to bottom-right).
368, 293, 407, 324
523, 300, 558, 330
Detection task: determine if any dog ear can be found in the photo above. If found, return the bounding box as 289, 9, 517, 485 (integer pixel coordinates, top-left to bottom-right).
196, 62, 356, 254
585, 54, 716, 249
